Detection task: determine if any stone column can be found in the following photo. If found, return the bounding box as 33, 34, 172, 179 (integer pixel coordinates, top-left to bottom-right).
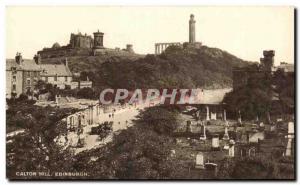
206, 106, 210, 120
158, 45, 161, 54
223, 109, 227, 121
189, 14, 196, 43
237, 110, 242, 125
200, 122, 206, 140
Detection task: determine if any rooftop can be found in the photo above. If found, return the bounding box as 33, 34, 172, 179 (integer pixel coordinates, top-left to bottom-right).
40, 64, 72, 77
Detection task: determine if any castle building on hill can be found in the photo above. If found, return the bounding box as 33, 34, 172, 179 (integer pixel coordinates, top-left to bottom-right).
70, 32, 94, 49
37, 30, 133, 59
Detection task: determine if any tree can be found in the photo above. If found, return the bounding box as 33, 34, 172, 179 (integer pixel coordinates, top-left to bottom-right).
135, 106, 180, 135
6, 103, 78, 179
77, 87, 96, 99
69, 106, 186, 179
223, 87, 272, 120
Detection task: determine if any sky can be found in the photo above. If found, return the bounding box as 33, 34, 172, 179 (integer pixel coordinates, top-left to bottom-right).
6, 6, 294, 65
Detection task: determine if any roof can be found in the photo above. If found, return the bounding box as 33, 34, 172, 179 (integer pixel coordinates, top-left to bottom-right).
195, 88, 232, 104
6, 59, 41, 71
6, 59, 72, 77
40, 64, 72, 77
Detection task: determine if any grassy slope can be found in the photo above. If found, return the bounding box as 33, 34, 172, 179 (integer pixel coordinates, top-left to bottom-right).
39, 45, 252, 89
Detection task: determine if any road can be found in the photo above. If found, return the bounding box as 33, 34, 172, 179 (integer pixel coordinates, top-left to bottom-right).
75, 103, 152, 153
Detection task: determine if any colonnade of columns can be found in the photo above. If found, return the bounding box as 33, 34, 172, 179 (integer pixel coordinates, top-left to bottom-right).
204, 106, 227, 121
154, 42, 181, 55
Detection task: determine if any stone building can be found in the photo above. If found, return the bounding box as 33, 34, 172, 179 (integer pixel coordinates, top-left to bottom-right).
70, 32, 94, 49
275, 62, 294, 73
232, 50, 276, 90
38, 31, 100, 59
124, 44, 134, 53
93, 30, 104, 49
6, 53, 41, 98
6, 53, 82, 99
155, 14, 202, 54
39, 58, 76, 89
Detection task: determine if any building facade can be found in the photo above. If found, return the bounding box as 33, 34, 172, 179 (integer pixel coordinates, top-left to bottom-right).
37, 31, 101, 59
6, 53, 42, 98
39, 58, 75, 89
6, 53, 81, 99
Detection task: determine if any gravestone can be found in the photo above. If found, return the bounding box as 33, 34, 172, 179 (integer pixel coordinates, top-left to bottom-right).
210, 112, 217, 120
186, 121, 192, 133
199, 121, 206, 140
195, 152, 205, 169
286, 121, 294, 156
212, 134, 220, 150
228, 139, 235, 157
222, 121, 230, 141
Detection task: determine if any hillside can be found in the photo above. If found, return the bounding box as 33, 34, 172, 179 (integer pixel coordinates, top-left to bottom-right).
41, 45, 252, 89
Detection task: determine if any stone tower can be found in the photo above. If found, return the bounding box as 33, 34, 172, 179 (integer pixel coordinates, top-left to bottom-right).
189, 14, 196, 43
93, 30, 104, 49
260, 50, 275, 71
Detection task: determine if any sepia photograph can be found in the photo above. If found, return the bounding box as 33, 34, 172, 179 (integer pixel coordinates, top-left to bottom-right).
5, 6, 295, 180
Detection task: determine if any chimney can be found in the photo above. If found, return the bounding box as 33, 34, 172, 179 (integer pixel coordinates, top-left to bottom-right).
15, 52, 23, 65
34, 54, 41, 65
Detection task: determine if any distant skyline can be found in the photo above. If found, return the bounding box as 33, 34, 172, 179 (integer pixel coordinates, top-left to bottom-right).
6, 6, 294, 65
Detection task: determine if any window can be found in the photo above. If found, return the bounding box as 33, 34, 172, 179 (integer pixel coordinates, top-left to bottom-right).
12, 67, 17, 74
12, 84, 16, 91
12, 76, 16, 82
54, 76, 57, 81
65, 76, 68, 82
45, 77, 48, 82
27, 79, 30, 85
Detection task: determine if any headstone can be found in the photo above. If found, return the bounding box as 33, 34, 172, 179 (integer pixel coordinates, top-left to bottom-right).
286, 139, 292, 156
195, 152, 205, 169
212, 134, 220, 150
270, 124, 276, 132
199, 121, 206, 140
170, 149, 176, 157
286, 122, 294, 156
288, 122, 294, 135
223, 144, 229, 150
222, 122, 230, 140
228, 139, 235, 157
211, 112, 217, 120
186, 121, 192, 133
